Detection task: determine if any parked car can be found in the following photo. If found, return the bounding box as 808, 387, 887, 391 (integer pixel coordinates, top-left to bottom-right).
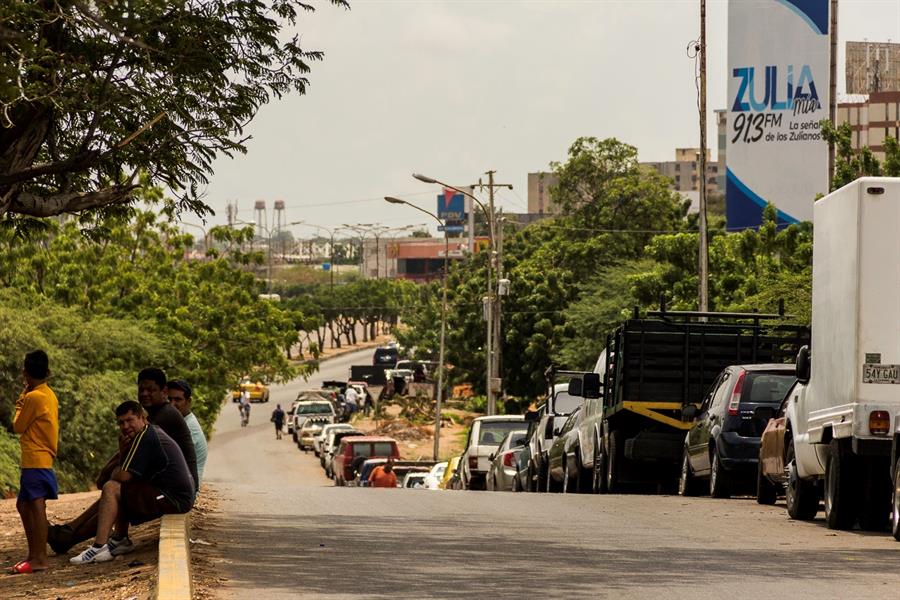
460, 415, 526, 490
298, 416, 332, 451
679, 364, 797, 498
373, 346, 400, 368
333, 436, 401, 486
322, 429, 364, 478
546, 406, 588, 493
757, 383, 795, 505
486, 429, 528, 492
514, 411, 542, 492
231, 377, 270, 403
314, 423, 355, 457
440, 456, 461, 490
402, 472, 429, 488
290, 400, 336, 443
524, 383, 583, 492
424, 462, 448, 490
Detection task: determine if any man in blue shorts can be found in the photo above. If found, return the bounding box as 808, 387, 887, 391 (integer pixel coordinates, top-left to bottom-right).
12, 350, 59, 574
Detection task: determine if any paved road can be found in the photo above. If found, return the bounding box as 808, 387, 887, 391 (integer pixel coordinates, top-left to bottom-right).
205, 349, 900, 599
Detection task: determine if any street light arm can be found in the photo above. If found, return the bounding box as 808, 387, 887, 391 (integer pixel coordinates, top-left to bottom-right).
383, 197, 443, 226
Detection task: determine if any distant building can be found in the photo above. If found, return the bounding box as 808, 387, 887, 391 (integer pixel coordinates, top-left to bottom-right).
361, 236, 491, 281
527, 172, 560, 216
641, 148, 720, 209
836, 91, 900, 161
846, 41, 900, 95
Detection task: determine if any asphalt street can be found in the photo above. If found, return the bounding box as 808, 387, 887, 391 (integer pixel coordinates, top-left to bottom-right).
205, 349, 900, 599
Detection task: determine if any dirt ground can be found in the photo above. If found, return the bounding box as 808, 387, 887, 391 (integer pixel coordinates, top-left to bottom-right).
0, 491, 157, 600
0, 489, 219, 600
349, 404, 473, 462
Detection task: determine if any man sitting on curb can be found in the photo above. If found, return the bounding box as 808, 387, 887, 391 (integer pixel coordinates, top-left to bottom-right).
48, 368, 198, 554
166, 379, 207, 483
70, 401, 196, 564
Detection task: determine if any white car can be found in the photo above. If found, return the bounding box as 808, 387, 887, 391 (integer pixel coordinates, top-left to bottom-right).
314, 423, 355, 457
460, 415, 526, 491
291, 401, 336, 444
402, 472, 428, 489
423, 462, 448, 490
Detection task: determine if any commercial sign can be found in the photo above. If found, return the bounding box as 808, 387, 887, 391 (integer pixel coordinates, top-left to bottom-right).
437, 188, 466, 224
726, 0, 830, 230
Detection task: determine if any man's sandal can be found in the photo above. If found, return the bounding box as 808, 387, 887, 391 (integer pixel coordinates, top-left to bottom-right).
10, 560, 42, 574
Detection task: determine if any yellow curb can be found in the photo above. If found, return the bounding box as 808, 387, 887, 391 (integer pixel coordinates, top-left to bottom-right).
156, 513, 192, 600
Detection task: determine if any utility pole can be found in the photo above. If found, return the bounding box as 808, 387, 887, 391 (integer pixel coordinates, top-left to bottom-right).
828, 0, 838, 191
698, 0, 709, 313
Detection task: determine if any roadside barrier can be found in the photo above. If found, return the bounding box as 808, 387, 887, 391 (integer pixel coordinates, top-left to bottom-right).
156, 513, 192, 600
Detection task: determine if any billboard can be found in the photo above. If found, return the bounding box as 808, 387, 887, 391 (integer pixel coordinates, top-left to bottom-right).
726, 0, 830, 230
437, 188, 466, 223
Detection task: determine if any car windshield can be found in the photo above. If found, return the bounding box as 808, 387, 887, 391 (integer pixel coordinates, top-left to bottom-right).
478, 421, 524, 445
372, 442, 395, 455
507, 431, 528, 447
297, 402, 332, 414
743, 372, 796, 404
554, 391, 581, 415
298, 391, 331, 402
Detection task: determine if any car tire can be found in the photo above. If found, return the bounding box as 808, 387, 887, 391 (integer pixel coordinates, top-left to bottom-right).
546, 461, 561, 493
606, 429, 623, 494
785, 436, 819, 521
891, 460, 900, 541
858, 457, 891, 532
756, 459, 778, 505
678, 449, 700, 497
710, 450, 730, 499
825, 439, 858, 530
536, 459, 548, 493
592, 441, 607, 494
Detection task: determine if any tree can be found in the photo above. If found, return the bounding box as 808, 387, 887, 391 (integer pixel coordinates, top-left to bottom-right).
821, 121, 900, 190
0, 0, 347, 219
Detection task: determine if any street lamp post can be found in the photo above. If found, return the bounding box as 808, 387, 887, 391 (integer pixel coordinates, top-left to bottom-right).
384, 196, 448, 462
412, 172, 511, 415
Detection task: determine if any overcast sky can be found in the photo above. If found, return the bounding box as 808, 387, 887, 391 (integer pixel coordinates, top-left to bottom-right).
189, 0, 900, 237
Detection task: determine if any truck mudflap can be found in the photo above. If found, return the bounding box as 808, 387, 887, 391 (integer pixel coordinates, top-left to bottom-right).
625, 431, 684, 462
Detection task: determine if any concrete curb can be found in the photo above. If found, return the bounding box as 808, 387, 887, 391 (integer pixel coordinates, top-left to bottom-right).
156, 513, 192, 600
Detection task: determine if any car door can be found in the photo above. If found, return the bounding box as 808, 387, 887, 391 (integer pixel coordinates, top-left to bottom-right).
688, 370, 730, 475
698, 370, 734, 474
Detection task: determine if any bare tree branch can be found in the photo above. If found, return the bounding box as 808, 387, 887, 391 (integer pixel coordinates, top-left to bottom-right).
11, 185, 137, 217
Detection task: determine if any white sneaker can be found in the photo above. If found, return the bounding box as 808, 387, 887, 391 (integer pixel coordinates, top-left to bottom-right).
108, 536, 135, 556
70, 543, 114, 564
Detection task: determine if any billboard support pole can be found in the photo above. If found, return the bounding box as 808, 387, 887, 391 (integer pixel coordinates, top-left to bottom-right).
828, 0, 838, 191
698, 0, 709, 313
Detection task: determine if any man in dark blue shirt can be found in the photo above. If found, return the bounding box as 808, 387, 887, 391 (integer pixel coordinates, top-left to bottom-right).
70, 401, 195, 565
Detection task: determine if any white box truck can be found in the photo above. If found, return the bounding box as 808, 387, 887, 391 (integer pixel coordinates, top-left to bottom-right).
784, 177, 900, 534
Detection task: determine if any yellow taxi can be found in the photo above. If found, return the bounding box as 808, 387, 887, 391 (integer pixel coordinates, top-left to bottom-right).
231, 377, 270, 403
439, 455, 462, 490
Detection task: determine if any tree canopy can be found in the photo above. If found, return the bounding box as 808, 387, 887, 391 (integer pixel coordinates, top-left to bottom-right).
0, 0, 347, 220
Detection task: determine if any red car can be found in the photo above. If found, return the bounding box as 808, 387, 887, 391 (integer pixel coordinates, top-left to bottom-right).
333, 436, 401, 486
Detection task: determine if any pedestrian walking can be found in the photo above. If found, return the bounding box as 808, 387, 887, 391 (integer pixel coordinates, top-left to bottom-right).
368, 459, 398, 488
271, 404, 285, 439
11, 350, 59, 574
344, 385, 359, 420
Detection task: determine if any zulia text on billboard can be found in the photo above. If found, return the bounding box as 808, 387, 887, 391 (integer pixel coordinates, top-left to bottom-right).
726, 0, 829, 230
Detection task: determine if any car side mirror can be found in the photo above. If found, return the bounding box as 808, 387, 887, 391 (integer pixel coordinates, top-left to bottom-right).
524, 410, 540, 423
754, 406, 776, 422
682, 405, 699, 421
795, 345, 811, 384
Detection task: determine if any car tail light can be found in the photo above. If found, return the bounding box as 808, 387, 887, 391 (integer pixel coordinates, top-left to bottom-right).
468, 456, 478, 469
869, 410, 890, 435
727, 371, 746, 416
502, 452, 516, 468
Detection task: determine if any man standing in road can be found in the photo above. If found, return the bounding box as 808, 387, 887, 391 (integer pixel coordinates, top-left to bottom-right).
11, 350, 58, 575
344, 385, 359, 419
70, 401, 196, 564
271, 404, 285, 439
368, 459, 398, 488
167, 379, 207, 483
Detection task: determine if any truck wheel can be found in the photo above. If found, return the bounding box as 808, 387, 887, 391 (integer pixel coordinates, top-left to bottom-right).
858, 457, 890, 531
756, 459, 778, 505
593, 441, 608, 494
785, 437, 819, 520
606, 430, 623, 493
710, 451, 731, 499
679, 449, 700, 497
825, 439, 859, 530
892, 460, 900, 541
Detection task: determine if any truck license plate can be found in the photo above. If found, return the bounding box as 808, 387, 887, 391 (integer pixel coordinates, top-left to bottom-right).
862, 364, 900, 384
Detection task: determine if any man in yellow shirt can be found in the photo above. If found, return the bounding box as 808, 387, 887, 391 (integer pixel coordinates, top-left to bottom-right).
11, 350, 59, 575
